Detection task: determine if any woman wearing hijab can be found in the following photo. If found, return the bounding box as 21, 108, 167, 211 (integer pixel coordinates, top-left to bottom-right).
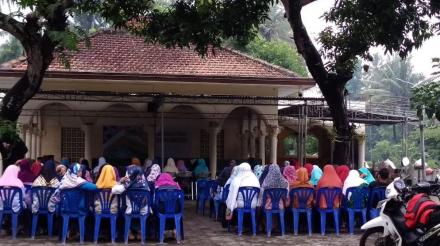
316, 165, 343, 209
31, 160, 59, 213
176, 160, 187, 173
95, 165, 118, 213
147, 164, 161, 183
304, 163, 314, 178
343, 170, 367, 196
31, 158, 43, 177
261, 164, 288, 209
359, 167, 376, 185
336, 165, 350, 184
280, 160, 290, 174
258, 165, 270, 185
290, 167, 314, 208
253, 165, 265, 180
93, 157, 107, 177
59, 163, 98, 191
310, 165, 323, 186
283, 165, 297, 189
0, 165, 25, 213
163, 158, 178, 176
155, 173, 181, 190
225, 163, 260, 220
193, 159, 209, 179
18, 159, 37, 184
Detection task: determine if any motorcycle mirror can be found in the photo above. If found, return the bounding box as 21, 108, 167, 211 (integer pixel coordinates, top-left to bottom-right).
394, 179, 406, 192
402, 157, 410, 167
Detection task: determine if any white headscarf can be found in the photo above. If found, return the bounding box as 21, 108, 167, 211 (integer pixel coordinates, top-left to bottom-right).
225, 162, 260, 213
225, 165, 240, 187
163, 158, 178, 174
343, 170, 367, 195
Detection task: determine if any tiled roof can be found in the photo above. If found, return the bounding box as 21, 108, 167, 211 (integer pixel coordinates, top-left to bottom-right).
0, 30, 299, 79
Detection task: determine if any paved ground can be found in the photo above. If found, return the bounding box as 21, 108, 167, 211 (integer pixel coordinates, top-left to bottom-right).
0, 201, 362, 245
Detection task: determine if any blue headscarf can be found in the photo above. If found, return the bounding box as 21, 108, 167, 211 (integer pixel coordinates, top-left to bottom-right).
359, 168, 375, 184
253, 165, 264, 179
310, 165, 323, 186
194, 159, 209, 177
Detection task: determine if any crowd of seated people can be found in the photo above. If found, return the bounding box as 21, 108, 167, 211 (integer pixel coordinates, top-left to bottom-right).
0, 156, 186, 243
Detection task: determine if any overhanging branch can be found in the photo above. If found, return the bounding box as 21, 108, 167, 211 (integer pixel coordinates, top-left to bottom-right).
0, 12, 26, 42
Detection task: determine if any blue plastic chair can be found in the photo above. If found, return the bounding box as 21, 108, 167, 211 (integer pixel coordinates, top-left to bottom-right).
123, 189, 151, 244
316, 187, 342, 236
345, 187, 369, 235
222, 184, 231, 232
93, 189, 118, 243
196, 180, 210, 215
31, 187, 56, 239
0, 187, 23, 239
290, 188, 314, 236
59, 188, 88, 244
368, 187, 386, 219
236, 186, 260, 236
262, 188, 287, 237
154, 189, 184, 243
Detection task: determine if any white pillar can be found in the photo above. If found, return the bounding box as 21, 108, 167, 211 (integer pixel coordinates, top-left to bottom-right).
35, 129, 41, 158
268, 125, 280, 164
241, 131, 250, 159
358, 137, 366, 168
146, 126, 156, 160
25, 126, 32, 158
209, 123, 220, 179
31, 128, 37, 159
83, 123, 93, 165
259, 130, 266, 165
19, 124, 26, 143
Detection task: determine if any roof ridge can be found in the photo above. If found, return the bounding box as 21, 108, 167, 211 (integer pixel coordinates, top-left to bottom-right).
221, 47, 302, 78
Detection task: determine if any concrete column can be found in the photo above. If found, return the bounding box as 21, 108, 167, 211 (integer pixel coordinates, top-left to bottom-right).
82, 123, 93, 164
358, 136, 366, 168
25, 126, 32, 158
241, 131, 250, 159
35, 129, 41, 158
268, 125, 280, 164
31, 128, 37, 159
145, 126, 156, 160
209, 123, 220, 179
259, 130, 266, 165
19, 124, 26, 143
249, 130, 257, 158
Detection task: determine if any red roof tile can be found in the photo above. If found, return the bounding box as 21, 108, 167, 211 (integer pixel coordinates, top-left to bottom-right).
0, 30, 299, 79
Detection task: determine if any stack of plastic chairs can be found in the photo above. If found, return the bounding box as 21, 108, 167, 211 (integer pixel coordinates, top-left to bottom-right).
154, 189, 185, 243
236, 187, 260, 236
290, 187, 314, 236
0, 187, 23, 239
196, 180, 210, 215
93, 189, 118, 243
345, 187, 369, 235
31, 187, 56, 239
316, 187, 342, 236
262, 188, 287, 237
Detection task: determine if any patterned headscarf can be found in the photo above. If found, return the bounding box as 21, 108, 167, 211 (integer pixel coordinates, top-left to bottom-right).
253, 165, 265, 179
126, 166, 148, 189
262, 164, 289, 189
147, 164, 161, 182
283, 165, 297, 184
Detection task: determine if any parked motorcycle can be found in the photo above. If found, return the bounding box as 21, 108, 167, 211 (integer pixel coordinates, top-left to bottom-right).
360, 178, 440, 246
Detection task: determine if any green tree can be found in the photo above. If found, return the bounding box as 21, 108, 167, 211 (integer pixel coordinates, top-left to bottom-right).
412, 58, 440, 120
131, 0, 439, 164
229, 37, 308, 77
0, 35, 22, 64
0, 0, 153, 165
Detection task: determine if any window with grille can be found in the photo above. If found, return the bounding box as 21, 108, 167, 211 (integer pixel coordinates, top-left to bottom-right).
200, 129, 224, 159
61, 127, 85, 162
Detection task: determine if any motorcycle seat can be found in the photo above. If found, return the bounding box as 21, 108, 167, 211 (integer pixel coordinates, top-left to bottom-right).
392, 215, 422, 244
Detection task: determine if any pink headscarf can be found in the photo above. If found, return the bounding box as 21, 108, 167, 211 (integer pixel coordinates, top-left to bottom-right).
0, 165, 24, 188
155, 173, 181, 189
304, 163, 314, 177
336, 165, 350, 184
283, 165, 297, 184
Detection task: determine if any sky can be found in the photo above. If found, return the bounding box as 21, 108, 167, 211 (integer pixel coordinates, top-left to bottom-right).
301, 1, 440, 77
